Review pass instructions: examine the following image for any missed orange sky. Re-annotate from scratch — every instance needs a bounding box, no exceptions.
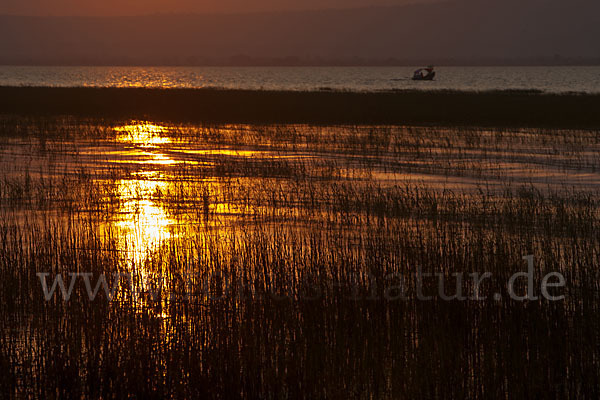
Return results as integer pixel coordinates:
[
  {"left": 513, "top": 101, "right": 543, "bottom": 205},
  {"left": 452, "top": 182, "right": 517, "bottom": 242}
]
[{"left": 0, "top": 0, "right": 432, "bottom": 16}]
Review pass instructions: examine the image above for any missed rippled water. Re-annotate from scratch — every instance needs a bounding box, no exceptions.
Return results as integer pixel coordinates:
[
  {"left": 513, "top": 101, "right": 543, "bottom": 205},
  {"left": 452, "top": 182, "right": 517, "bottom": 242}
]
[
  {"left": 1, "top": 66, "right": 600, "bottom": 93},
  {"left": 1, "top": 119, "right": 599, "bottom": 397}
]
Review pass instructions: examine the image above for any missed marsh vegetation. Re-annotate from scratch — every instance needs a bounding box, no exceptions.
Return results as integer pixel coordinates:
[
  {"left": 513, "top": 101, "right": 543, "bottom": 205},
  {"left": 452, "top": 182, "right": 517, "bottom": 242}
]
[
  {"left": 3, "top": 87, "right": 600, "bottom": 128},
  {"left": 0, "top": 117, "right": 599, "bottom": 398}
]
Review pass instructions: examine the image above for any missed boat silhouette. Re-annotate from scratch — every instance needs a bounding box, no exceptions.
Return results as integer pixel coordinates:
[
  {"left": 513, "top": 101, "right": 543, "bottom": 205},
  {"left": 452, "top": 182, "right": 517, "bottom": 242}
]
[{"left": 412, "top": 66, "right": 435, "bottom": 81}]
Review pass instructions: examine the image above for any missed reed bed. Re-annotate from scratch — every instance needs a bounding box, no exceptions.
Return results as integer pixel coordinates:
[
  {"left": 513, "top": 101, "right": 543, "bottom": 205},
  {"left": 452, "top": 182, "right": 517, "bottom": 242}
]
[
  {"left": 0, "top": 117, "right": 599, "bottom": 398},
  {"left": 3, "top": 87, "right": 600, "bottom": 128}
]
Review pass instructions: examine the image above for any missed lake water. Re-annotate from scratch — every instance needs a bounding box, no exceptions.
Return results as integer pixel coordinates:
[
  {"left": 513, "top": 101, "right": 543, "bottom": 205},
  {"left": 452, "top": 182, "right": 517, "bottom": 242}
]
[
  {"left": 0, "top": 66, "right": 599, "bottom": 93},
  {"left": 1, "top": 118, "right": 599, "bottom": 397}
]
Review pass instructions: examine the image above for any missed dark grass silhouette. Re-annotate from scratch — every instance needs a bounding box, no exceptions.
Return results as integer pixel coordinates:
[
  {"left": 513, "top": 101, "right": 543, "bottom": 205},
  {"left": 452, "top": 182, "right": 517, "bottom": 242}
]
[
  {"left": 0, "top": 119, "right": 599, "bottom": 398},
  {"left": 2, "top": 87, "right": 600, "bottom": 128}
]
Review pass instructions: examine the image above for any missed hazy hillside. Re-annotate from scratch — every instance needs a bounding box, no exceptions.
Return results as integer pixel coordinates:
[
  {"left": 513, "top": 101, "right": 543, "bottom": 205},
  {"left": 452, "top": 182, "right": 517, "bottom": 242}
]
[
  {"left": 0, "top": 0, "right": 438, "bottom": 16},
  {"left": 1, "top": 0, "right": 599, "bottom": 65}
]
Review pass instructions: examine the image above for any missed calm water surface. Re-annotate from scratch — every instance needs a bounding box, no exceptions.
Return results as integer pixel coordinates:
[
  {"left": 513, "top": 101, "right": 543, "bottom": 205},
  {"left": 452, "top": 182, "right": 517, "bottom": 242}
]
[{"left": 1, "top": 66, "right": 599, "bottom": 93}]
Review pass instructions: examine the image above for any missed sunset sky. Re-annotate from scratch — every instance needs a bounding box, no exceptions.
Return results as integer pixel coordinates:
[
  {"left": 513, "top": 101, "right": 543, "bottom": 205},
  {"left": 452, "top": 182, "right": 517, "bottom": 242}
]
[
  {"left": 0, "top": 0, "right": 434, "bottom": 15},
  {"left": 1, "top": 0, "right": 597, "bottom": 65}
]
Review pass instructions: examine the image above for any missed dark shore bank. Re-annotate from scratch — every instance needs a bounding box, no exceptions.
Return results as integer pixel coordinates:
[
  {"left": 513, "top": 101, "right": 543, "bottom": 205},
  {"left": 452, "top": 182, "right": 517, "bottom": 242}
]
[{"left": 1, "top": 86, "right": 599, "bottom": 128}]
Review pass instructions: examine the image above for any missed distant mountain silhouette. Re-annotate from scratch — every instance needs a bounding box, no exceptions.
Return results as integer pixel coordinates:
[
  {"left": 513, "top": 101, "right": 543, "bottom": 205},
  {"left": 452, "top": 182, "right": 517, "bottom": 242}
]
[{"left": 1, "top": 0, "right": 599, "bottom": 65}]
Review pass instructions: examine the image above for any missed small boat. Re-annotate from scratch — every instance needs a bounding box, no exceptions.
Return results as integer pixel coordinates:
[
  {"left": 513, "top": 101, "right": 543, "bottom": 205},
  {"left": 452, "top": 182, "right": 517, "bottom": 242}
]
[{"left": 412, "top": 66, "right": 435, "bottom": 81}]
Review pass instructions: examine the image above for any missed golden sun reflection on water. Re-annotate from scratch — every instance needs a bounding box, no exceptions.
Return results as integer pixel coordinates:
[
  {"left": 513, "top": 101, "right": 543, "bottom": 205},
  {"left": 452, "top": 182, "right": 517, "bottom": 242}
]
[
  {"left": 114, "top": 178, "right": 173, "bottom": 269},
  {"left": 113, "top": 178, "right": 175, "bottom": 321},
  {"left": 115, "top": 122, "right": 172, "bottom": 147},
  {"left": 107, "top": 122, "right": 244, "bottom": 296},
  {"left": 110, "top": 123, "right": 179, "bottom": 307},
  {"left": 112, "top": 122, "right": 186, "bottom": 166}
]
